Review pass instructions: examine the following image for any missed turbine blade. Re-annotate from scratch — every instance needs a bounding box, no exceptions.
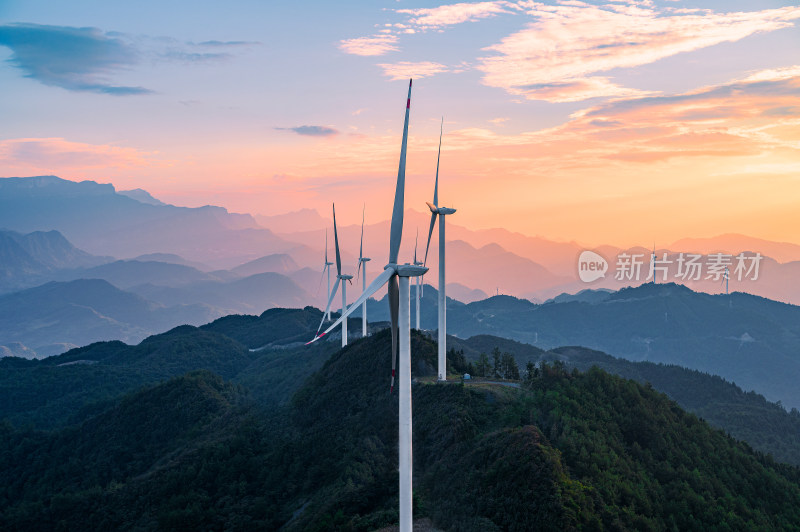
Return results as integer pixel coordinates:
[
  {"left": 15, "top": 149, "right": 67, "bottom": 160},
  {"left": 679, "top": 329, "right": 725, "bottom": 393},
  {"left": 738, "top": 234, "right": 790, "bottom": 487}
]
[
  {"left": 316, "top": 277, "right": 341, "bottom": 335},
  {"left": 388, "top": 274, "right": 399, "bottom": 392},
  {"left": 333, "top": 204, "right": 342, "bottom": 276},
  {"left": 359, "top": 204, "right": 365, "bottom": 260},
  {"left": 433, "top": 117, "right": 442, "bottom": 207},
  {"left": 414, "top": 228, "right": 418, "bottom": 264},
  {"left": 389, "top": 79, "right": 412, "bottom": 265},
  {"left": 357, "top": 205, "right": 365, "bottom": 282},
  {"left": 423, "top": 212, "right": 437, "bottom": 265},
  {"left": 315, "top": 263, "right": 328, "bottom": 296},
  {"left": 325, "top": 228, "right": 328, "bottom": 264},
  {"left": 308, "top": 268, "right": 394, "bottom": 344}
]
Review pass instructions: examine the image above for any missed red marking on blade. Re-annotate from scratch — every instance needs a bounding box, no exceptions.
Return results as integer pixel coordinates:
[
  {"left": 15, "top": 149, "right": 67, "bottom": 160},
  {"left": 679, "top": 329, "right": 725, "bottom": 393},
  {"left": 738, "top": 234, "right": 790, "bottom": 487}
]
[
  {"left": 406, "top": 98, "right": 410, "bottom": 109},
  {"left": 392, "top": 369, "right": 396, "bottom": 376}
]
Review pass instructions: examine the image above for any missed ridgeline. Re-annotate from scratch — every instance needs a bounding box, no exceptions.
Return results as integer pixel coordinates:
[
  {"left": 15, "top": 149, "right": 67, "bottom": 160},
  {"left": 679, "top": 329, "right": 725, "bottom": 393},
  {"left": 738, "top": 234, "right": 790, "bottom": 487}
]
[{"left": 1, "top": 329, "right": 799, "bottom": 530}]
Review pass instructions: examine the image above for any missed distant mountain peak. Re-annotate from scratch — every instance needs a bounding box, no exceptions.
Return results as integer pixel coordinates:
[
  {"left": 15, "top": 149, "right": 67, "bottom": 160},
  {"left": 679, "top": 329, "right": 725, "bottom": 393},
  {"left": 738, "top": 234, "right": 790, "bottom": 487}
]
[
  {"left": 0, "top": 175, "right": 116, "bottom": 197},
  {"left": 118, "top": 188, "right": 166, "bottom": 206}
]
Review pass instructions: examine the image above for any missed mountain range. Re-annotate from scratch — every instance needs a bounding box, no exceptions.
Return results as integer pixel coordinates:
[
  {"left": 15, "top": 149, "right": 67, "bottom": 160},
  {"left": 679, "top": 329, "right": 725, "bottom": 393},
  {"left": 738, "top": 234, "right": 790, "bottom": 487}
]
[
  {"left": 358, "top": 282, "right": 800, "bottom": 409},
  {"left": 2, "top": 175, "right": 799, "bottom": 411},
  {"left": 1, "top": 325, "right": 799, "bottom": 530},
  {"left": 2, "top": 222, "right": 799, "bottom": 415},
  {"left": 3, "top": 175, "right": 800, "bottom": 305}
]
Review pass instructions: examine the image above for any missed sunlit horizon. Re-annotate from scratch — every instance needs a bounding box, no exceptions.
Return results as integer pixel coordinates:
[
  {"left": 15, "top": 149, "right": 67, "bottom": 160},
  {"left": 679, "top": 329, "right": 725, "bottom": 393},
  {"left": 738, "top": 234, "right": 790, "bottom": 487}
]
[{"left": 2, "top": 0, "right": 799, "bottom": 249}]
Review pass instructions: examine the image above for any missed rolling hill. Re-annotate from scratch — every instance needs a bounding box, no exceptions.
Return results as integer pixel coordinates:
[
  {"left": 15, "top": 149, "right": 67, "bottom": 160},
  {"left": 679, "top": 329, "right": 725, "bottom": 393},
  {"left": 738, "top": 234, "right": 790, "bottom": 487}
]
[
  {"left": 442, "top": 282, "right": 800, "bottom": 409},
  {"left": 2, "top": 331, "right": 799, "bottom": 530}
]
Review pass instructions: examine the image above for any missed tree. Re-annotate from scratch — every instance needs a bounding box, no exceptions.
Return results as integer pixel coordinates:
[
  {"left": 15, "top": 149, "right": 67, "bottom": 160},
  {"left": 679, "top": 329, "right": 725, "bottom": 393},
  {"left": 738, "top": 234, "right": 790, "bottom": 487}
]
[
  {"left": 492, "top": 348, "right": 502, "bottom": 378},
  {"left": 476, "top": 353, "right": 490, "bottom": 377},
  {"left": 525, "top": 361, "right": 538, "bottom": 383},
  {"left": 501, "top": 353, "right": 520, "bottom": 380}
]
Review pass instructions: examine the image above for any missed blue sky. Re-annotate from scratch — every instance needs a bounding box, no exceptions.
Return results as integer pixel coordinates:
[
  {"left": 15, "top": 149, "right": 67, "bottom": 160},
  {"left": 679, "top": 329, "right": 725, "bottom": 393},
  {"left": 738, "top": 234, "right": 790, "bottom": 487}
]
[{"left": 1, "top": 1, "right": 799, "bottom": 246}]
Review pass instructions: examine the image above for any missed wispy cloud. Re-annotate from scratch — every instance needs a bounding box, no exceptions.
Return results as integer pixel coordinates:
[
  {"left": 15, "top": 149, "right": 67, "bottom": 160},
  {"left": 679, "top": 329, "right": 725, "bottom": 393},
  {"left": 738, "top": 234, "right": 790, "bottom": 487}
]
[
  {"left": 0, "top": 23, "right": 151, "bottom": 95},
  {"left": 0, "top": 23, "right": 258, "bottom": 94},
  {"left": 479, "top": 3, "right": 800, "bottom": 102},
  {"left": 377, "top": 61, "right": 449, "bottom": 81},
  {"left": 275, "top": 126, "right": 340, "bottom": 137},
  {"left": 338, "top": 34, "right": 399, "bottom": 56},
  {"left": 513, "top": 76, "right": 656, "bottom": 103},
  {"left": 0, "top": 138, "right": 156, "bottom": 168},
  {"left": 396, "top": 1, "right": 519, "bottom": 29}
]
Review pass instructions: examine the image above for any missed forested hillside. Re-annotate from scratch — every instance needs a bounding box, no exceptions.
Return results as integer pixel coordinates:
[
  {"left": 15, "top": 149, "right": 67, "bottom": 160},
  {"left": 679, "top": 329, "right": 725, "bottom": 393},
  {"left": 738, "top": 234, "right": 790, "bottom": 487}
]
[{"left": 2, "top": 331, "right": 799, "bottom": 530}]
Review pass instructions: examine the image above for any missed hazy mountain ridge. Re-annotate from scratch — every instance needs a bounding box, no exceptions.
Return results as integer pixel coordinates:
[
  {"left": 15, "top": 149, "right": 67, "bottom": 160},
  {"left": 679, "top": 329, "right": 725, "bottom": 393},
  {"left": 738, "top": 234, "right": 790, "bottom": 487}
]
[
  {"left": 0, "top": 279, "right": 219, "bottom": 357},
  {"left": 0, "top": 229, "right": 110, "bottom": 293},
  {"left": 443, "top": 282, "right": 800, "bottom": 409},
  {"left": 4, "top": 176, "right": 800, "bottom": 306},
  {"left": 117, "top": 188, "right": 166, "bottom": 206},
  {"left": 0, "top": 176, "right": 291, "bottom": 267}
]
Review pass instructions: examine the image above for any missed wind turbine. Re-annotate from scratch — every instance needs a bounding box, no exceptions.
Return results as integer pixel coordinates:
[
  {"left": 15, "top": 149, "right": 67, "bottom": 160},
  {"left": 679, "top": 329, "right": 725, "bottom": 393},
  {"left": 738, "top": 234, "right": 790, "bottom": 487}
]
[
  {"left": 318, "top": 229, "right": 334, "bottom": 321},
  {"left": 651, "top": 244, "right": 657, "bottom": 284},
  {"left": 423, "top": 118, "right": 456, "bottom": 382},
  {"left": 723, "top": 265, "right": 729, "bottom": 295},
  {"left": 357, "top": 205, "right": 371, "bottom": 337},
  {"left": 314, "top": 204, "right": 352, "bottom": 348},
  {"left": 309, "top": 79, "right": 425, "bottom": 532},
  {"left": 413, "top": 229, "right": 423, "bottom": 330}
]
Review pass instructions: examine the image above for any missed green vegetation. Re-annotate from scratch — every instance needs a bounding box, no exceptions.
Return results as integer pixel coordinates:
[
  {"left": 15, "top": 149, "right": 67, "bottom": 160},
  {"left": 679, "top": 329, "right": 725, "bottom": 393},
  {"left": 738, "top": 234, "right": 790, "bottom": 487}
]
[
  {"left": 0, "top": 308, "right": 337, "bottom": 429},
  {"left": 2, "top": 331, "right": 799, "bottom": 530},
  {"left": 450, "top": 337, "right": 800, "bottom": 467}
]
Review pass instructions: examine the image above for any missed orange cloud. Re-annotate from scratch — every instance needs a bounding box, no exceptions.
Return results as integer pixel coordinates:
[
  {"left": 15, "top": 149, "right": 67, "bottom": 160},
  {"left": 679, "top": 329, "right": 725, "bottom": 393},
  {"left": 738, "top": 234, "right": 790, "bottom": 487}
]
[
  {"left": 377, "top": 61, "right": 450, "bottom": 81},
  {"left": 479, "top": 3, "right": 800, "bottom": 102},
  {"left": 396, "top": 1, "right": 519, "bottom": 29},
  {"left": 508, "top": 76, "right": 656, "bottom": 103},
  {"left": 338, "top": 34, "right": 399, "bottom": 56},
  {"left": 0, "top": 137, "right": 157, "bottom": 171}
]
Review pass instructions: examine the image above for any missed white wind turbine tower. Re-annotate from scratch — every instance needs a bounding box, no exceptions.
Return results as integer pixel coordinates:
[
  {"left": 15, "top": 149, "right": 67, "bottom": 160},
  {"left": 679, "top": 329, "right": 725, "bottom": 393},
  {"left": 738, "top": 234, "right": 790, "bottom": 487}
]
[
  {"left": 413, "top": 229, "right": 423, "bottom": 330},
  {"left": 423, "top": 118, "right": 456, "bottom": 382},
  {"left": 314, "top": 204, "right": 352, "bottom": 348},
  {"left": 357, "top": 205, "right": 371, "bottom": 337},
  {"left": 723, "top": 265, "right": 729, "bottom": 295},
  {"left": 651, "top": 244, "right": 657, "bottom": 284},
  {"left": 309, "top": 79, "right": 425, "bottom": 532}
]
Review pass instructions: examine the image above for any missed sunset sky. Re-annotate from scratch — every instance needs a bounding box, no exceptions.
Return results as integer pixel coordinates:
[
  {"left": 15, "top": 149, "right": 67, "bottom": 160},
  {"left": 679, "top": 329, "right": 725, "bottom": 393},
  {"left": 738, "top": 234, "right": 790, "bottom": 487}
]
[{"left": 1, "top": 0, "right": 799, "bottom": 248}]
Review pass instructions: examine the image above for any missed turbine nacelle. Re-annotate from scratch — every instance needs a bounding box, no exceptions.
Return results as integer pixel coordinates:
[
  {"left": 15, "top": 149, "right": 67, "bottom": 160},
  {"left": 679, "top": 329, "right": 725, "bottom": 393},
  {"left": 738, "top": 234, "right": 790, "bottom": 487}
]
[
  {"left": 384, "top": 263, "right": 427, "bottom": 278},
  {"left": 397, "top": 264, "right": 428, "bottom": 278}
]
